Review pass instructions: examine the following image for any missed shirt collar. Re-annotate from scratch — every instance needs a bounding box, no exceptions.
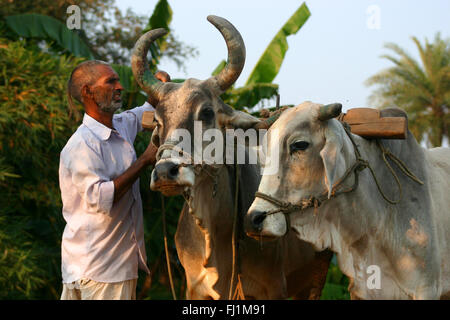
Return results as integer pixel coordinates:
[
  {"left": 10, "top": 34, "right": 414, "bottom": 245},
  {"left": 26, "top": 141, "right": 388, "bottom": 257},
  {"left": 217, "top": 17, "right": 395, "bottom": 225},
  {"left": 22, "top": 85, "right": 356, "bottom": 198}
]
[{"left": 82, "top": 113, "right": 113, "bottom": 141}]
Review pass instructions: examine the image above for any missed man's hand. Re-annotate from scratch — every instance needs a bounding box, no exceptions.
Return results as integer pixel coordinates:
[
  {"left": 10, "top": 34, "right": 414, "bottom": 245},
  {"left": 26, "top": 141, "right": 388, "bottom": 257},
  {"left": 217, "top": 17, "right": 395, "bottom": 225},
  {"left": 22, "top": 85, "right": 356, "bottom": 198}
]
[
  {"left": 155, "top": 70, "right": 171, "bottom": 83},
  {"left": 142, "top": 142, "right": 158, "bottom": 166},
  {"left": 113, "top": 142, "right": 157, "bottom": 203},
  {"left": 147, "top": 70, "right": 171, "bottom": 105},
  {"left": 112, "top": 141, "right": 157, "bottom": 204}
]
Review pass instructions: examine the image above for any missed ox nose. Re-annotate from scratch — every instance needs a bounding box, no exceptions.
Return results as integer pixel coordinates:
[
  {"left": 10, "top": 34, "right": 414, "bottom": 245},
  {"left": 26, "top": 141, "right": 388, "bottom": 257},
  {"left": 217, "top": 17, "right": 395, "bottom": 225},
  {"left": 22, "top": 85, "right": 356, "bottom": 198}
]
[
  {"left": 247, "top": 210, "right": 267, "bottom": 232},
  {"left": 153, "top": 161, "right": 180, "bottom": 181}
]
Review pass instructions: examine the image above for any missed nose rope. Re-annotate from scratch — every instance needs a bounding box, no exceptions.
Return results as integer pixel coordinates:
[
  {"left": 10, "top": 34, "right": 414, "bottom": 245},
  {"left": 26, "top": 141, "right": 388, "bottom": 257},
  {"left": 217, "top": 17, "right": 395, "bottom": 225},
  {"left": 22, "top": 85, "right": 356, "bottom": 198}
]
[
  {"left": 254, "top": 121, "right": 424, "bottom": 235},
  {"left": 156, "top": 140, "right": 222, "bottom": 196}
]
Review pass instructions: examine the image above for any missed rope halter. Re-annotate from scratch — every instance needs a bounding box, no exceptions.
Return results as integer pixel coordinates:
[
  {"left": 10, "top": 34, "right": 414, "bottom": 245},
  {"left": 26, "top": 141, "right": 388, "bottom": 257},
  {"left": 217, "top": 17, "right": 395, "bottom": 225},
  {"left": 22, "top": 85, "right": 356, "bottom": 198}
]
[{"left": 156, "top": 139, "right": 223, "bottom": 197}]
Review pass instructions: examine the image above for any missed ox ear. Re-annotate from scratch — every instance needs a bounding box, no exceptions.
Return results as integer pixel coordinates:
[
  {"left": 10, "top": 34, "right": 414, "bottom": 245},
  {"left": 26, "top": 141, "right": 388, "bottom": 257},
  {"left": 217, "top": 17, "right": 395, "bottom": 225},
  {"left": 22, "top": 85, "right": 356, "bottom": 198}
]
[
  {"left": 319, "top": 121, "right": 347, "bottom": 198},
  {"left": 218, "top": 110, "right": 262, "bottom": 130}
]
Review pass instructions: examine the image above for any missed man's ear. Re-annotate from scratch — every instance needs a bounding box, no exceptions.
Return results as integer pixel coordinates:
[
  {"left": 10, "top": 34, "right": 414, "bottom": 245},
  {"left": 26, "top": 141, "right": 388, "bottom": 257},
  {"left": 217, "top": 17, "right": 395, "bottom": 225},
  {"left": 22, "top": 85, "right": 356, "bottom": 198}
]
[
  {"left": 319, "top": 120, "right": 346, "bottom": 198},
  {"left": 218, "top": 109, "right": 261, "bottom": 130},
  {"left": 80, "top": 84, "right": 92, "bottom": 103}
]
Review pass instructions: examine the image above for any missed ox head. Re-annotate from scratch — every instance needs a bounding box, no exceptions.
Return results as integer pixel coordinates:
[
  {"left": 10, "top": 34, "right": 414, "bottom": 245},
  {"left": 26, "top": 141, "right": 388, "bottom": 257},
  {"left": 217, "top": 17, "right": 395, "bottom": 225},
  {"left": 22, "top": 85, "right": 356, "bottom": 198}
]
[
  {"left": 132, "top": 16, "right": 261, "bottom": 196},
  {"left": 246, "top": 101, "right": 355, "bottom": 239}
]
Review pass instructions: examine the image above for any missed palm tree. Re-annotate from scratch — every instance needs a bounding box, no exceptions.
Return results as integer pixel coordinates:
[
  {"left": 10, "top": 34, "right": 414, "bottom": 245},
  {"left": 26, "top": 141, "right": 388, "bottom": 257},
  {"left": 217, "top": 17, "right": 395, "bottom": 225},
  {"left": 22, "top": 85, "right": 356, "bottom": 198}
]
[{"left": 366, "top": 33, "right": 450, "bottom": 147}]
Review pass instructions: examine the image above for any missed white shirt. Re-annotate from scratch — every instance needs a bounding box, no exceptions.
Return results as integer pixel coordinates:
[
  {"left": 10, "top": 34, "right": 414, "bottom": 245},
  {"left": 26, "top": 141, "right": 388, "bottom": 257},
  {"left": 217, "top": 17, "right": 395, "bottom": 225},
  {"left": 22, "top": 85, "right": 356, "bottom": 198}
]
[{"left": 59, "top": 102, "right": 154, "bottom": 283}]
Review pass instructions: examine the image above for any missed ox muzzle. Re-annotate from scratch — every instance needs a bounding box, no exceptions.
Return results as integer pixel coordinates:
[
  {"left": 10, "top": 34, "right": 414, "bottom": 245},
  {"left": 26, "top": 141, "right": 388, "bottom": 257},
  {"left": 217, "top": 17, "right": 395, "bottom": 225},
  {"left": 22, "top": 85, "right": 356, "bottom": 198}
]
[
  {"left": 150, "top": 151, "right": 196, "bottom": 196},
  {"left": 245, "top": 207, "right": 288, "bottom": 240}
]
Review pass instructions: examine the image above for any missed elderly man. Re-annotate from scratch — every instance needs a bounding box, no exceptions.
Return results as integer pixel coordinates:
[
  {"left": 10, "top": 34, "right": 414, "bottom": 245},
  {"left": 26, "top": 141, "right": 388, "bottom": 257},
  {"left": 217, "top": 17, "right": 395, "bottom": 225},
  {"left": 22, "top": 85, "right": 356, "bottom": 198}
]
[{"left": 59, "top": 60, "right": 169, "bottom": 300}]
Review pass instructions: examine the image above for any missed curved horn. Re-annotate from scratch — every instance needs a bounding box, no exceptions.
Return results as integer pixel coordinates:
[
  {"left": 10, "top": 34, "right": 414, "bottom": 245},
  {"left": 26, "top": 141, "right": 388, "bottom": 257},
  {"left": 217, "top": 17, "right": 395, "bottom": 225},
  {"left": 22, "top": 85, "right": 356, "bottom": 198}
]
[
  {"left": 318, "top": 103, "right": 342, "bottom": 121},
  {"left": 206, "top": 15, "right": 246, "bottom": 93},
  {"left": 131, "top": 28, "right": 168, "bottom": 106}
]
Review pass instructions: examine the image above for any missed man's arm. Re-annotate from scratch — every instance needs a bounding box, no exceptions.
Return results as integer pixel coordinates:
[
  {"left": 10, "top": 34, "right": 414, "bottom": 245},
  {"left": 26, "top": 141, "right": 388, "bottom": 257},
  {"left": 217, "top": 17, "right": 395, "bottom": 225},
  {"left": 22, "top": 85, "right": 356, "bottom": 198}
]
[
  {"left": 113, "top": 70, "right": 170, "bottom": 203},
  {"left": 113, "top": 142, "right": 158, "bottom": 203}
]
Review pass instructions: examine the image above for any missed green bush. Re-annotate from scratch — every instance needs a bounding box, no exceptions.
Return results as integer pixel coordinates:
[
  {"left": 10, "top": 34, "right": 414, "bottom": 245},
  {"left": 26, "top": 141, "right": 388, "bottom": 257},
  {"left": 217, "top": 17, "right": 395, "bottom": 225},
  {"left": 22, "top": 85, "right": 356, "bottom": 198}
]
[
  {"left": 320, "top": 256, "right": 350, "bottom": 300},
  {"left": 0, "top": 37, "right": 83, "bottom": 299}
]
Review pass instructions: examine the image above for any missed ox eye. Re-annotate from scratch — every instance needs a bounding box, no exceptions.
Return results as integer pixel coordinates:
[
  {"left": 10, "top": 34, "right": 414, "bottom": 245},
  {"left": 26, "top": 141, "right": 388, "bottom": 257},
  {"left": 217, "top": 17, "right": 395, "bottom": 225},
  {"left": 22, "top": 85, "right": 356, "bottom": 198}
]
[
  {"left": 200, "top": 107, "right": 215, "bottom": 121},
  {"left": 290, "top": 141, "right": 310, "bottom": 153}
]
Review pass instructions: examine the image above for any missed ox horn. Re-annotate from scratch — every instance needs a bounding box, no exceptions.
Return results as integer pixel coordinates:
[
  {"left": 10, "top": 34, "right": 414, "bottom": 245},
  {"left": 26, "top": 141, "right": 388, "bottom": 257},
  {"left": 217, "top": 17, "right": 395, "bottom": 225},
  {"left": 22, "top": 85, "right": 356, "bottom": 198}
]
[
  {"left": 318, "top": 103, "right": 342, "bottom": 121},
  {"left": 206, "top": 15, "right": 246, "bottom": 93},
  {"left": 131, "top": 28, "right": 168, "bottom": 106}
]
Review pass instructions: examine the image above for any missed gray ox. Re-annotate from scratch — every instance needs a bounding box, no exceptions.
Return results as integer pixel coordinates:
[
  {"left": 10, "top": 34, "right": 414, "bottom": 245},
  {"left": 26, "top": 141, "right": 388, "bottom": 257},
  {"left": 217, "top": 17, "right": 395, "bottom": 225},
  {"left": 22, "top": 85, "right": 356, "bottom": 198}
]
[
  {"left": 246, "top": 101, "right": 450, "bottom": 299},
  {"left": 131, "top": 16, "right": 331, "bottom": 299}
]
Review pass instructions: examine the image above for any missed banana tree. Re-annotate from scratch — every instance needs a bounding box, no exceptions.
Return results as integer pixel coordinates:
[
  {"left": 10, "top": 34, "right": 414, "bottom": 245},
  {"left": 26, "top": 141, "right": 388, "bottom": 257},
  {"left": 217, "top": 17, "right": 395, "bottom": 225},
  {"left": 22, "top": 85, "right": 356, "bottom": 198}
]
[
  {"left": 3, "top": 13, "right": 95, "bottom": 59},
  {"left": 217, "top": 2, "right": 311, "bottom": 111}
]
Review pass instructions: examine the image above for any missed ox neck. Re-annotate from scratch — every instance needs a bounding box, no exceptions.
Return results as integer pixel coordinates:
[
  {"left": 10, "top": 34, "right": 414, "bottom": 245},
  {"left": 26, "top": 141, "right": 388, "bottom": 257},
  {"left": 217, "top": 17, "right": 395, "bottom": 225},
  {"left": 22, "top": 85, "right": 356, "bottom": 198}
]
[{"left": 187, "top": 165, "right": 238, "bottom": 229}]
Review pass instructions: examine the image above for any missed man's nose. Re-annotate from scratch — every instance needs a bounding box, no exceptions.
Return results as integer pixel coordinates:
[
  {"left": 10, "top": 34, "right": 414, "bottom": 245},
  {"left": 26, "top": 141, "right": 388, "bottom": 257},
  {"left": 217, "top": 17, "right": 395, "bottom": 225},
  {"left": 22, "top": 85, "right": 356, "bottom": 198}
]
[
  {"left": 115, "top": 81, "right": 124, "bottom": 91},
  {"left": 153, "top": 161, "right": 180, "bottom": 182}
]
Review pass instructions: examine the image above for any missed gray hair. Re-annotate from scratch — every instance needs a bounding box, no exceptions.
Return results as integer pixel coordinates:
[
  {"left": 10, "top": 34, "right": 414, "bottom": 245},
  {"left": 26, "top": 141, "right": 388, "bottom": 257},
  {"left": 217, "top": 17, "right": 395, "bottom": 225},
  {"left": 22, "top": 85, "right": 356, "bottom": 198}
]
[{"left": 67, "top": 60, "right": 110, "bottom": 117}]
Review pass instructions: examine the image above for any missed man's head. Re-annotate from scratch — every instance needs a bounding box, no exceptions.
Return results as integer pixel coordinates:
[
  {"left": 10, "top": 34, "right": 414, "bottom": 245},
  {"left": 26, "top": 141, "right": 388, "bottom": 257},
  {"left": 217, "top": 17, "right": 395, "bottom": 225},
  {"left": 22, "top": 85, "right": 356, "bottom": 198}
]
[
  {"left": 68, "top": 61, "right": 172, "bottom": 118},
  {"left": 67, "top": 60, "right": 124, "bottom": 116}
]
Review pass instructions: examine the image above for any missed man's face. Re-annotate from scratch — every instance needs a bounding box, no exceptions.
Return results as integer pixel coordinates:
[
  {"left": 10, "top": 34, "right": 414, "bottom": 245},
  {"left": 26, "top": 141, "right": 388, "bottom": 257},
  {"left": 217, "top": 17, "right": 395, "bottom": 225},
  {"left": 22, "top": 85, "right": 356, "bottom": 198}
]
[{"left": 90, "top": 65, "right": 124, "bottom": 113}]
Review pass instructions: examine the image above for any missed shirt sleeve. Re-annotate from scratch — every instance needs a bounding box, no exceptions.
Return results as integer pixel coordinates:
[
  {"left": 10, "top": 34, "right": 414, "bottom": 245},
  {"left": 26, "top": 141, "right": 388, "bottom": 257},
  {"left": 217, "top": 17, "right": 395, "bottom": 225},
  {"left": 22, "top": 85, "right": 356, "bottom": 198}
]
[
  {"left": 68, "top": 141, "right": 115, "bottom": 215},
  {"left": 118, "top": 102, "right": 155, "bottom": 143}
]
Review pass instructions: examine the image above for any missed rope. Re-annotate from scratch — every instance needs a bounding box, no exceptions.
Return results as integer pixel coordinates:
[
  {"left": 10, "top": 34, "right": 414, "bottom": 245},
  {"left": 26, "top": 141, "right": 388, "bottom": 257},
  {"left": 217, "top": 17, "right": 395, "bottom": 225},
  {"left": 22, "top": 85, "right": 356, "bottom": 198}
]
[
  {"left": 228, "top": 161, "right": 240, "bottom": 299},
  {"left": 157, "top": 141, "right": 221, "bottom": 195},
  {"left": 377, "top": 140, "right": 424, "bottom": 185},
  {"left": 161, "top": 194, "right": 177, "bottom": 300},
  {"left": 232, "top": 274, "right": 245, "bottom": 300}
]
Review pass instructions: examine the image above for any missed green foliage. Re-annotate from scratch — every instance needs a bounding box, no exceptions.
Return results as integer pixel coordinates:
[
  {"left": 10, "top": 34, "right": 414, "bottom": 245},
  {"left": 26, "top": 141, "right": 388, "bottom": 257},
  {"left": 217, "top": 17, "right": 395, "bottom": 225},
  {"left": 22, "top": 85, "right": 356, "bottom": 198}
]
[
  {"left": 245, "top": 3, "right": 310, "bottom": 86},
  {"left": 0, "top": 0, "right": 197, "bottom": 68},
  {"left": 320, "top": 256, "right": 350, "bottom": 300},
  {"left": 0, "top": 37, "right": 83, "bottom": 299},
  {"left": 145, "top": 0, "right": 173, "bottom": 33},
  {"left": 4, "top": 14, "right": 94, "bottom": 59},
  {"left": 215, "top": 2, "right": 310, "bottom": 111},
  {"left": 142, "top": 0, "right": 173, "bottom": 71},
  {"left": 143, "top": 0, "right": 198, "bottom": 72},
  {"left": 366, "top": 33, "right": 450, "bottom": 147},
  {"left": 222, "top": 83, "right": 279, "bottom": 110}
]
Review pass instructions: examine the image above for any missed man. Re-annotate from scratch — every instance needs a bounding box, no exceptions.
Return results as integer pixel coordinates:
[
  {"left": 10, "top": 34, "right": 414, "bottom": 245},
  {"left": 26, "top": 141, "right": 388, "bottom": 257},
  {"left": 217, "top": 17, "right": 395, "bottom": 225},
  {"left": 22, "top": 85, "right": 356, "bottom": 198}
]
[{"left": 59, "top": 60, "right": 169, "bottom": 300}]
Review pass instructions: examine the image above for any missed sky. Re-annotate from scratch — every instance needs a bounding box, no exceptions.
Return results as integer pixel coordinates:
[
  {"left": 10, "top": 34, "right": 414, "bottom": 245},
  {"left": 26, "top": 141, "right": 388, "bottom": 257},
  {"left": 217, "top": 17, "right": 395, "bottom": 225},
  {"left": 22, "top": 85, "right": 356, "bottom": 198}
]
[{"left": 116, "top": 0, "right": 450, "bottom": 112}]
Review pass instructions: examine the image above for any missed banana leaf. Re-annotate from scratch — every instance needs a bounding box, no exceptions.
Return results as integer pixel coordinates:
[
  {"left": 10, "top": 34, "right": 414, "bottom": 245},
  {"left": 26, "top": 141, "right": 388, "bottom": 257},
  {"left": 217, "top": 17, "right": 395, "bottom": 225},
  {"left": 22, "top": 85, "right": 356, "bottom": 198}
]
[
  {"left": 211, "top": 60, "right": 279, "bottom": 110},
  {"left": 144, "top": 0, "right": 173, "bottom": 32},
  {"left": 227, "top": 83, "right": 279, "bottom": 109},
  {"left": 4, "top": 14, "right": 94, "bottom": 59},
  {"left": 211, "top": 59, "right": 227, "bottom": 76},
  {"left": 142, "top": 0, "right": 173, "bottom": 67},
  {"left": 245, "top": 2, "right": 310, "bottom": 85},
  {"left": 112, "top": 0, "right": 174, "bottom": 106}
]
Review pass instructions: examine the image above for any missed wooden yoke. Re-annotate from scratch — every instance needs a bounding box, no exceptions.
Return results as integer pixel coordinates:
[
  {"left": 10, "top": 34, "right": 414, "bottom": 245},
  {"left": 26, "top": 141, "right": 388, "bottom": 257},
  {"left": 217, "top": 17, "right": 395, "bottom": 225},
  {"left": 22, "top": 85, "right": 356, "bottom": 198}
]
[
  {"left": 142, "top": 111, "right": 156, "bottom": 131},
  {"left": 339, "top": 108, "right": 407, "bottom": 139},
  {"left": 142, "top": 107, "right": 408, "bottom": 139}
]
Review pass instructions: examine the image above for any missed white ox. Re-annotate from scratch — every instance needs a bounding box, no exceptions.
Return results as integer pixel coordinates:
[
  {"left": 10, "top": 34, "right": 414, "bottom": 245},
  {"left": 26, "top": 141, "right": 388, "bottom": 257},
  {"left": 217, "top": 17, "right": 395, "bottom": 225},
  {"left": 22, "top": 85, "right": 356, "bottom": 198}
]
[{"left": 246, "top": 101, "right": 450, "bottom": 299}]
